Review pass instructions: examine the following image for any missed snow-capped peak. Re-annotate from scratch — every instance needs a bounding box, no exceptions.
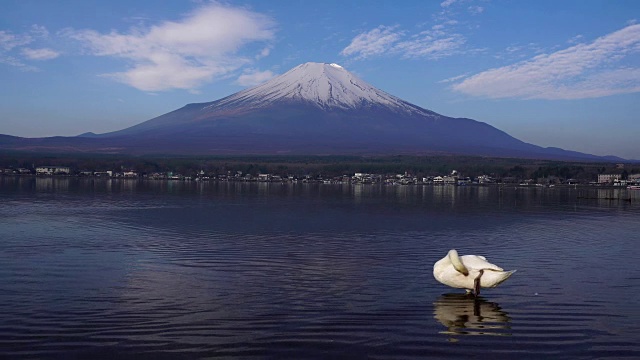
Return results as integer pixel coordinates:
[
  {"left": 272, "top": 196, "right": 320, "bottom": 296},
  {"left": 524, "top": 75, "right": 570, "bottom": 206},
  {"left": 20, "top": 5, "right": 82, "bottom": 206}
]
[{"left": 210, "top": 62, "right": 434, "bottom": 116}]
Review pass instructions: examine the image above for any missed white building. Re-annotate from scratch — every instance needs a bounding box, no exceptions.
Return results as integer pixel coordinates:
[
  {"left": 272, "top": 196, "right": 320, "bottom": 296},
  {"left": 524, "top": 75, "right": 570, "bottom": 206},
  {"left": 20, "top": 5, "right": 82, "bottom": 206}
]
[
  {"left": 628, "top": 174, "right": 640, "bottom": 184},
  {"left": 94, "top": 171, "right": 113, "bottom": 177},
  {"left": 597, "top": 174, "right": 620, "bottom": 184},
  {"left": 477, "top": 175, "right": 495, "bottom": 184},
  {"left": 35, "top": 166, "right": 70, "bottom": 175},
  {"left": 443, "top": 175, "right": 458, "bottom": 185}
]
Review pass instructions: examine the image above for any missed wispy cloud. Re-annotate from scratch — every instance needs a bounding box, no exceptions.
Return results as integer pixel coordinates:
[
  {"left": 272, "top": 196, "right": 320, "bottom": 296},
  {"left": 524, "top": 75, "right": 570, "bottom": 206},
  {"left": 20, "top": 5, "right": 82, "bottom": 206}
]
[
  {"left": 29, "top": 25, "right": 49, "bottom": 39},
  {"left": 440, "top": 0, "right": 458, "bottom": 7},
  {"left": 0, "top": 31, "right": 32, "bottom": 51},
  {"left": 567, "top": 34, "right": 583, "bottom": 44},
  {"left": 439, "top": 73, "right": 469, "bottom": 83},
  {"left": 341, "top": 24, "right": 469, "bottom": 60},
  {"left": 451, "top": 24, "right": 640, "bottom": 100},
  {"left": 341, "top": 1, "right": 483, "bottom": 61},
  {"left": 66, "top": 4, "right": 275, "bottom": 92},
  {"left": 493, "top": 42, "right": 544, "bottom": 61},
  {"left": 0, "top": 25, "right": 56, "bottom": 70},
  {"left": 256, "top": 47, "right": 271, "bottom": 60},
  {"left": 396, "top": 31, "right": 466, "bottom": 59},
  {"left": 340, "top": 26, "right": 402, "bottom": 59},
  {"left": 21, "top": 47, "right": 60, "bottom": 60},
  {"left": 468, "top": 6, "right": 484, "bottom": 15},
  {"left": 0, "top": 54, "right": 38, "bottom": 71},
  {"left": 236, "top": 68, "right": 275, "bottom": 86}
]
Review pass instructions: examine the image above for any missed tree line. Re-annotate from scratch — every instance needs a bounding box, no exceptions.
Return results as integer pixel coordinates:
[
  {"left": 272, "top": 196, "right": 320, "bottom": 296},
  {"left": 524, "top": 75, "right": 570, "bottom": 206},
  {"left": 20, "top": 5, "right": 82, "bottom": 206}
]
[{"left": 0, "top": 152, "right": 637, "bottom": 181}]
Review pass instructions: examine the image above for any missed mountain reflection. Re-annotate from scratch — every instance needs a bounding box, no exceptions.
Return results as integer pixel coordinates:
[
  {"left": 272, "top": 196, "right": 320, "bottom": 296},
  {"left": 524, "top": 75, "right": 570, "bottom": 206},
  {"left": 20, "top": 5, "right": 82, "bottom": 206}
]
[{"left": 433, "top": 294, "right": 512, "bottom": 338}]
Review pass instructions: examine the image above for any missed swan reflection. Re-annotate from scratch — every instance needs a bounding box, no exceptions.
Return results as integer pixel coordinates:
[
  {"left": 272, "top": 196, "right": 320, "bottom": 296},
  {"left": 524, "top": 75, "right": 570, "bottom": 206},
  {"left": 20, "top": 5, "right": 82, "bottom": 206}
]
[{"left": 433, "top": 294, "right": 512, "bottom": 338}]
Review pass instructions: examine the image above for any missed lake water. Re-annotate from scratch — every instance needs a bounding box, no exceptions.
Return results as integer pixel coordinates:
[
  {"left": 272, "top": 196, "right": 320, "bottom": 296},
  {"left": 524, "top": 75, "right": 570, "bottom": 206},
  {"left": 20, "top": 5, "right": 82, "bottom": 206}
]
[{"left": 1, "top": 177, "right": 639, "bottom": 359}]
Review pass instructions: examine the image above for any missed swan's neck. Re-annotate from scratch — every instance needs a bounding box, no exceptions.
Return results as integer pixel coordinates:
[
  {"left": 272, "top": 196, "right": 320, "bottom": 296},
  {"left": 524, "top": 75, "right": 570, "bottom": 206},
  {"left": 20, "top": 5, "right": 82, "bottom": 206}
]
[{"left": 448, "top": 249, "right": 469, "bottom": 276}]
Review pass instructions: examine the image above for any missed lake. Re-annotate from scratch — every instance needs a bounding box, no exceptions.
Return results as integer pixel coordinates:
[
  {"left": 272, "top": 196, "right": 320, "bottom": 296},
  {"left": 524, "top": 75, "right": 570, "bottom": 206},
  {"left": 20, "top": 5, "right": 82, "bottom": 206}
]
[{"left": 1, "top": 177, "right": 639, "bottom": 359}]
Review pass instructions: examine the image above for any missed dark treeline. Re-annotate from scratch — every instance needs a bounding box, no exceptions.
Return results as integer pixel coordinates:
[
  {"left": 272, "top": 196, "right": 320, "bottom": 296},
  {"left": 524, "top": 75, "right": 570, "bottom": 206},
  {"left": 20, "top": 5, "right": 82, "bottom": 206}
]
[{"left": 0, "top": 152, "right": 638, "bottom": 180}]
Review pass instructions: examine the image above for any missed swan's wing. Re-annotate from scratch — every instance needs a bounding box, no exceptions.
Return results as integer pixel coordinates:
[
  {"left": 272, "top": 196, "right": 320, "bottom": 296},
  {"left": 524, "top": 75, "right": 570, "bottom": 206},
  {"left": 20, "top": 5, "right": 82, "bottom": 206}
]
[{"left": 461, "top": 255, "right": 504, "bottom": 271}]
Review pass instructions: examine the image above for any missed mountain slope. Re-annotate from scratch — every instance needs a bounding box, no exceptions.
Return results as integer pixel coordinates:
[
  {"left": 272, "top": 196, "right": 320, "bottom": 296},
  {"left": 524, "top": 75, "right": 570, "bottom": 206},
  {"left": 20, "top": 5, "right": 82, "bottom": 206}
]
[
  {"left": 211, "top": 62, "right": 436, "bottom": 114},
  {"left": 103, "top": 62, "right": 439, "bottom": 137},
  {"left": 0, "top": 62, "right": 626, "bottom": 161}
]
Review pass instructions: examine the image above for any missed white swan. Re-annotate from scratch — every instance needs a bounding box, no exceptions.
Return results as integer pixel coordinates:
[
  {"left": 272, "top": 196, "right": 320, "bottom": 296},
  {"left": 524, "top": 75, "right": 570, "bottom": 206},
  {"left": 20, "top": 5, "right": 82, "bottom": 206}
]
[{"left": 433, "top": 249, "right": 515, "bottom": 295}]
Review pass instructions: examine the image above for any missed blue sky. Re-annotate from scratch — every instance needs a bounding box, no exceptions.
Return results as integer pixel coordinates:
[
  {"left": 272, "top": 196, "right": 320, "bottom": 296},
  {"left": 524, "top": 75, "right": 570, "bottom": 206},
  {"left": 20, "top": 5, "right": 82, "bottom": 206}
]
[{"left": 1, "top": 0, "right": 639, "bottom": 159}]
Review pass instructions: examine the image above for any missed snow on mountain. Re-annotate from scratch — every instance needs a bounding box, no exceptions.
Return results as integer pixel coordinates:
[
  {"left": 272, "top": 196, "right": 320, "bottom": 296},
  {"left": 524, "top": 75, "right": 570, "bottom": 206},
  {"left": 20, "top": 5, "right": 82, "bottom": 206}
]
[
  {"left": 0, "top": 61, "right": 627, "bottom": 161},
  {"left": 209, "top": 62, "right": 437, "bottom": 117}
]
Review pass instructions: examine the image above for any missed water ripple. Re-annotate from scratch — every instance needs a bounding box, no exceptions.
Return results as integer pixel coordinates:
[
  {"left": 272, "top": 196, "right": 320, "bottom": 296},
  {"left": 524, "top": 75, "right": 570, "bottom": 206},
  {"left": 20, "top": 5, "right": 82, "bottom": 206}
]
[{"left": 1, "top": 179, "right": 639, "bottom": 358}]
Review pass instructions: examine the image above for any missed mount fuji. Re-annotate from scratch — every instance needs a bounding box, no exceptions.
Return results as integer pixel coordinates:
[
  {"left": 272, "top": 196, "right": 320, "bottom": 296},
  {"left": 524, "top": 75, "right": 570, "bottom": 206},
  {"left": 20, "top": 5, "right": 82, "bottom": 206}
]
[{"left": 0, "top": 62, "right": 623, "bottom": 160}]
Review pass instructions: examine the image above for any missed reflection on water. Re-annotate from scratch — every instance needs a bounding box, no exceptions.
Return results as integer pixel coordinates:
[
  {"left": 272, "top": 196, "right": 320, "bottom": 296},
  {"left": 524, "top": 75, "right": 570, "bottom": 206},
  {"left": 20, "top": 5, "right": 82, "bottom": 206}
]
[
  {"left": 434, "top": 294, "right": 511, "bottom": 340},
  {"left": 1, "top": 177, "right": 640, "bottom": 359},
  {"left": 35, "top": 176, "right": 70, "bottom": 192}
]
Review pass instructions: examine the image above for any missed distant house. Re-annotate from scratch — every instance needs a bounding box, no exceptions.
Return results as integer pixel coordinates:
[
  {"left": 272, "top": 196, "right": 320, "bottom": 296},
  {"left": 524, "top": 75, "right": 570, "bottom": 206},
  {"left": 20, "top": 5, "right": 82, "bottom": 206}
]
[
  {"left": 94, "top": 171, "right": 113, "bottom": 177},
  {"left": 36, "top": 166, "right": 70, "bottom": 175},
  {"left": 613, "top": 178, "right": 627, "bottom": 186},
  {"left": 477, "top": 175, "right": 495, "bottom": 184},
  {"left": 438, "top": 170, "right": 458, "bottom": 185},
  {"left": 628, "top": 174, "right": 640, "bottom": 185},
  {"left": 598, "top": 174, "right": 620, "bottom": 184}
]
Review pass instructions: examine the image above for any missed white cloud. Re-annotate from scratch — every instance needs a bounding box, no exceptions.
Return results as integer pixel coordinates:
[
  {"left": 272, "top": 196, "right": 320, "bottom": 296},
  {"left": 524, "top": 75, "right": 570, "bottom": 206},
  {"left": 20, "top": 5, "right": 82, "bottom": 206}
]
[
  {"left": 0, "top": 25, "right": 53, "bottom": 52},
  {"left": 396, "top": 32, "right": 466, "bottom": 59},
  {"left": 67, "top": 4, "right": 275, "bottom": 91},
  {"left": 452, "top": 24, "right": 640, "bottom": 100},
  {"left": 342, "top": 1, "right": 484, "bottom": 61},
  {"left": 439, "top": 73, "right": 469, "bottom": 83},
  {"left": 340, "top": 26, "right": 402, "bottom": 59},
  {"left": 21, "top": 47, "right": 60, "bottom": 60},
  {"left": 567, "top": 34, "right": 583, "bottom": 44},
  {"left": 493, "top": 42, "right": 544, "bottom": 61},
  {"left": 29, "top": 25, "right": 50, "bottom": 38},
  {"left": 468, "top": 6, "right": 484, "bottom": 15},
  {"left": 0, "top": 31, "right": 32, "bottom": 51},
  {"left": 0, "top": 54, "right": 38, "bottom": 71},
  {"left": 236, "top": 69, "right": 275, "bottom": 86},
  {"left": 440, "top": 0, "right": 457, "bottom": 7},
  {"left": 342, "top": 25, "right": 468, "bottom": 60},
  {"left": 0, "top": 25, "right": 58, "bottom": 70},
  {"left": 256, "top": 46, "right": 271, "bottom": 60}
]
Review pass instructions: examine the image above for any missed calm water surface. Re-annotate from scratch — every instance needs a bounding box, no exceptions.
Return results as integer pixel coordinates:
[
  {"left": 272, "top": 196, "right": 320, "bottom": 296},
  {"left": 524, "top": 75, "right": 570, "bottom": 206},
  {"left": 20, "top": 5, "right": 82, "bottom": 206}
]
[{"left": 1, "top": 177, "right": 639, "bottom": 359}]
